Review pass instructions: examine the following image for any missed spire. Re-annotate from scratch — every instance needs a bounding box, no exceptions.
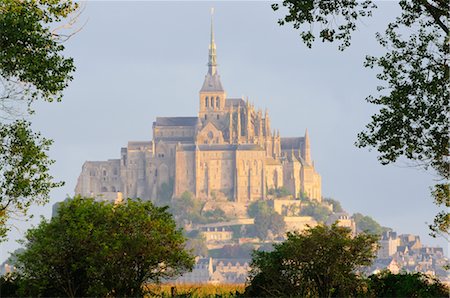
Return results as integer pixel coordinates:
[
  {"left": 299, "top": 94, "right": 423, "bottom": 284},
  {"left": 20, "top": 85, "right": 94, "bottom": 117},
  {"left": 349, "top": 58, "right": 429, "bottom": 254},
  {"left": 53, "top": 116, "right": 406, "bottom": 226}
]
[
  {"left": 208, "top": 8, "right": 217, "bottom": 76},
  {"left": 200, "top": 8, "right": 224, "bottom": 93}
]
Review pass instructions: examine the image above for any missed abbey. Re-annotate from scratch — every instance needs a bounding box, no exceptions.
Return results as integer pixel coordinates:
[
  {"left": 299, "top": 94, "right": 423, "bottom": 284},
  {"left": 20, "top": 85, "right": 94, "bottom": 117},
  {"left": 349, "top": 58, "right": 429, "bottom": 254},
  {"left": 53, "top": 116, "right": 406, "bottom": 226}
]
[{"left": 75, "top": 22, "right": 322, "bottom": 206}]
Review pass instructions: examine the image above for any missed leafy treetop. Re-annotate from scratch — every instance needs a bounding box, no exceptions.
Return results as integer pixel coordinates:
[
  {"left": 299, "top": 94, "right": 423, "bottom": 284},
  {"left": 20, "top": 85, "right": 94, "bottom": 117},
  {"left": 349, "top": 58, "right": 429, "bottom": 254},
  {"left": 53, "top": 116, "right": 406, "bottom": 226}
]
[
  {"left": 15, "top": 196, "right": 194, "bottom": 297},
  {"left": 245, "top": 224, "right": 379, "bottom": 297}
]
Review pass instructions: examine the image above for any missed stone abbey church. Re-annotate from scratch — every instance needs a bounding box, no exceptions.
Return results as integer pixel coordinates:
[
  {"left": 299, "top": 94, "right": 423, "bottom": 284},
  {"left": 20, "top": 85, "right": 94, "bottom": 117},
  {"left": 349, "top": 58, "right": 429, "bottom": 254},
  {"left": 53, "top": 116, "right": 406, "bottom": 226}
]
[{"left": 75, "top": 23, "right": 322, "bottom": 208}]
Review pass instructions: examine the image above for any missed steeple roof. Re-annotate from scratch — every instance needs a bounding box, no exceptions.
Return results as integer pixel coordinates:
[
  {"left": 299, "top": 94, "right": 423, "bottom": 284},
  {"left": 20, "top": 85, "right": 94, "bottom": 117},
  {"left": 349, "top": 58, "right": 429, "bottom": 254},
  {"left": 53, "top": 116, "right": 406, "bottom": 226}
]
[{"left": 200, "top": 9, "right": 224, "bottom": 92}]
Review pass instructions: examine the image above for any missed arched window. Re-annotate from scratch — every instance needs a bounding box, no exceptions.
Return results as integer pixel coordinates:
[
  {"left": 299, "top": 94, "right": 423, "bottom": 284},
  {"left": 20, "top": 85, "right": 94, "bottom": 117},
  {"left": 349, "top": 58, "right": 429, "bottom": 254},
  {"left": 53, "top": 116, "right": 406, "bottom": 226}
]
[
  {"left": 101, "top": 186, "right": 108, "bottom": 192},
  {"left": 216, "top": 97, "right": 220, "bottom": 108},
  {"left": 217, "top": 114, "right": 219, "bottom": 120},
  {"left": 210, "top": 97, "right": 214, "bottom": 108},
  {"left": 205, "top": 97, "right": 209, "bottom": 107},
  {"left": 111, "top": 186, "right": 116, "bottom": 192},
  {"left": 103, "top": 170, "right": 107, "bottom": 176}
]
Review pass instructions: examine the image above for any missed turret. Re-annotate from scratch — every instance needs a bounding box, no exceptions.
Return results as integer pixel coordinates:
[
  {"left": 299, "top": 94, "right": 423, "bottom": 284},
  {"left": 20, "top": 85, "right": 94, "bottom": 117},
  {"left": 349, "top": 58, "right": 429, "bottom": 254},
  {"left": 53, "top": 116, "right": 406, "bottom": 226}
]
[
  {"left": 304, "top": 128, "right": 311, "bottom": 164},
  {"left": 265, "top": 108, "right": 271, "bottom": 137}
]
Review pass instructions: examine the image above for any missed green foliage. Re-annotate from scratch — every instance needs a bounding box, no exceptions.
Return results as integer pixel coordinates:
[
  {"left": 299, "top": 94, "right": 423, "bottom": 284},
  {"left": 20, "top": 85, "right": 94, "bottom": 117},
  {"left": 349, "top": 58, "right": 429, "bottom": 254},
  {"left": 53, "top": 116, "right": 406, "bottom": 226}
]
[
  {"left": 267, "top": 186, "right": 291, "bottom": 198},
  {"left": 185, "top": 234, "right": 208, "bottom": 257},
  {"left": 15, "top": 196, "right": 194, "bottom": 297},
  {"left": 169, "top": 192, "right": 230, "bottom": 226},
  {"left": 0, "top": 0, "right": 78, "bottom": 106},
  {"left": 157, "top": 178, "right": 174, "bottom": 206},
  {"left": 170, "top": 191, "right": 204, "bottom": 226},
  {"left": 352, "top": 212, "right": 390, "bottom": 235},
  {"left": 356, "top": 1, "right": 449, "bottom": 236},
  {"left": 366, "top": 271, "right": 449, "bottom": 297},
  {"left": 281, "top": 203, "right": 301, "bottom": 216},
  {"left": 247, "top": 200, "right": 285, "bottom": 240},
  {"left": 253, "top": 211, "right": 285, "bottom": 240},
  {"left": 299, "top": 201, "right": 331, "bottom": 222},
  {"left": 0, "top": 272, "right": 27, "bottom": 298},
  {"left": 0, "top": 120, "right": 63, "bottom": 241},
  {"left": 323, "top": 197, "right": 344, "bottom": 212},
  {"left": 245, "top": 224, "right": 379, "bottom": 297},
  {"left": 203, "top": 208, "right": 228, "bottom": 222},
  {"left": 272, "top": 0, "right": 449, "bottom": 237},
  {"left": 272, "top": 0, "right": 376, "bottom": 50},
  {"left": 0, "top": 0, "right": 78, "bottom": 240},
  {"left": 430, "top": 183, "right": 449, "bottom": 235},
  {"left": 247, "top": 200, "right": 271, "bottom": 218}
]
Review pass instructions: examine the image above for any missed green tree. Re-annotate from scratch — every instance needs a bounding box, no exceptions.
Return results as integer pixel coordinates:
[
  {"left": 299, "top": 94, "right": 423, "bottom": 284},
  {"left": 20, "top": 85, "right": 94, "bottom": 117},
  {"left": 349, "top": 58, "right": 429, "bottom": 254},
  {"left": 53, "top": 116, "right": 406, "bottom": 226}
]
[
  {"left": 323, "top": 197, "right": 344, "bottom": 213},
  {"left": 366, "top": 271, "right": 449, "bottom": 297},
  {"left": 0, "top": 0, "right": 79, "bottom": 240},
  {"left": 203, "top": 207, "right": 228, "bottom": 223},
  {"left": 352, "top": 212, "right": 390, "bottom": 235},
  {"left": 170, "top": 191, "right": 205, "bottom": 225},
  {"left": 248, "top": 200, "right": 286, "bottom": 240},
  {"left": 0, "top": 121, "right": 62, "bottom": 240},
  {"left": 254, "top": 211, "right": 286, "bottom": 240},
  {"left": 14, "top": 196, "right": 194, "bottom": 297},
  {"left": 300, "top": 201, "right": 331, "bottom": 222},
  {"left": 156, "top": 178, "right": 174, "bottom": 206},
  {"left": 185, "top": 233, "right": 208, "bottom": 257},
  {"left": 244, "top": 224, "right": 379, "bottom": 297},
  {"left": 267, "top": 186, "right": 291, "bottom": 198},
  {"left": 248, "top": 200, "right": 271, "bottom": 218},
  {"left": 272, "top": 0, "right": 449, "bottom": 237}
]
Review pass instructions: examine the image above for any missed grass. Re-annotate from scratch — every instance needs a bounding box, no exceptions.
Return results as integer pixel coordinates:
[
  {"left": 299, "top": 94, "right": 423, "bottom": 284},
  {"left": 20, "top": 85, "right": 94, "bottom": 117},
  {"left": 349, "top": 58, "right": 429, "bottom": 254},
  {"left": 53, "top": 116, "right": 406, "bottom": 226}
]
[{"left": 146, "top": 283, "right": 245, "bottom": 297}]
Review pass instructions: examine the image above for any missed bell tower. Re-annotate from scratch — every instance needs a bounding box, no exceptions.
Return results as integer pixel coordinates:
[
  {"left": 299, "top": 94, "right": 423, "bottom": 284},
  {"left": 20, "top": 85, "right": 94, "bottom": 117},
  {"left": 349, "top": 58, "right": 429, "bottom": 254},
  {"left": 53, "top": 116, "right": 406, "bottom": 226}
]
[{"left": 199, "top": 9, "right": 227, "bottom": 123}]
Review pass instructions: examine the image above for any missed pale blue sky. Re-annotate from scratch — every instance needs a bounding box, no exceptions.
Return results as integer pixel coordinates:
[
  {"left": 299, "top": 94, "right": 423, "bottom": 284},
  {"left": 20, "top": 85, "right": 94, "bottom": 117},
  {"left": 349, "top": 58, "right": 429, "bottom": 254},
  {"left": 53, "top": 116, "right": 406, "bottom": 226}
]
[{"left": 2, "top": 1, "right": 447, "bottom": 260}]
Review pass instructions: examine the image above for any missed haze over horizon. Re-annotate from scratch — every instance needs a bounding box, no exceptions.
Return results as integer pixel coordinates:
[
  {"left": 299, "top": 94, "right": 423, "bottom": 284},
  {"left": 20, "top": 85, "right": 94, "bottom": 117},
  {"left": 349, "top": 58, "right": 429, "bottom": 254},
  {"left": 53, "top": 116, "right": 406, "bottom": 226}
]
[{"left": 2, "top": 1, "right": 447, "bottom": 261}]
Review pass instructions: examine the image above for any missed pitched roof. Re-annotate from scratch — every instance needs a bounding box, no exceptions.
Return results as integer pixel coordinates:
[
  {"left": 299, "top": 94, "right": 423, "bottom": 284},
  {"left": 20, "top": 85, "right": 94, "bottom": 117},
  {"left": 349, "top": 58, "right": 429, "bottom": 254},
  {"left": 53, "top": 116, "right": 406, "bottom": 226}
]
[
  {"left": 154, "top": 117, "right": 199, "bottom": 127},
  {"left": 281, "top": 137, "right": 305, "bottom": 150},
  {"left": 200, "top": 73, "right": 224, "bottom": 92},
  {"left": 225, "top": 98, "right": 246, "bottom": 107}
]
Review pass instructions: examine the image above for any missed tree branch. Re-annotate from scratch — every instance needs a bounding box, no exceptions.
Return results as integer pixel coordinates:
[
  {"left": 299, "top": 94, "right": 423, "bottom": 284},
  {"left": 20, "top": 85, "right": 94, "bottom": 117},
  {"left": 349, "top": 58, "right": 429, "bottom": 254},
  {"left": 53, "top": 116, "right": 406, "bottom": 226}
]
[{"left": 419, "top": 0, "right": 449, "bottom": 34}]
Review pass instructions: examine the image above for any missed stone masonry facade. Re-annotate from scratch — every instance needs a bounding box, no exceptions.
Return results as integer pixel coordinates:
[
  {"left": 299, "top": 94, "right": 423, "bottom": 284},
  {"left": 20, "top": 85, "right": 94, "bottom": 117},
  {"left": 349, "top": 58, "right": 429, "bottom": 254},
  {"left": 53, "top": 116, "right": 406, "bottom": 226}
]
[{"left": 75, "top": 22, "right": 322, "bottom": 207}]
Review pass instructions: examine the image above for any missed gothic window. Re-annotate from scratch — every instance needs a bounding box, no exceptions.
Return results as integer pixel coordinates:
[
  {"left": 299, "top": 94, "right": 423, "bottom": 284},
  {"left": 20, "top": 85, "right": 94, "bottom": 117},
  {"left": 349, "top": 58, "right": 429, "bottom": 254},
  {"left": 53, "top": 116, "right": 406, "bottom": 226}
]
[
  {"left": 101, "top": 186, "right": 108, "bottom": 192},
  {"left": 216, "top": 97, "right": 220, "bottom": 108},
  {"left": 205, "top": 97, "right": 209, "bottom": 107},
  {"left": 111, "top": 186, "right": 116, "bottom": 192},
  {"left": 103, "top": 170, "right": 107, "bottom": 176},
  {"left": 210, "top": 97, "right": 214, "bottom": 108}
]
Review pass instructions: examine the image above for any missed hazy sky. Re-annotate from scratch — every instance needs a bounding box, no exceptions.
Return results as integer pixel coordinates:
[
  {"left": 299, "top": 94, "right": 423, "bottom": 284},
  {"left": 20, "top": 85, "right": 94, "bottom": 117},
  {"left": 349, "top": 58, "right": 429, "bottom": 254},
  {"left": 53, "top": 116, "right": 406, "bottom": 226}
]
[{"left": 2, "top": 1, "right": 447, "bottom": 260}]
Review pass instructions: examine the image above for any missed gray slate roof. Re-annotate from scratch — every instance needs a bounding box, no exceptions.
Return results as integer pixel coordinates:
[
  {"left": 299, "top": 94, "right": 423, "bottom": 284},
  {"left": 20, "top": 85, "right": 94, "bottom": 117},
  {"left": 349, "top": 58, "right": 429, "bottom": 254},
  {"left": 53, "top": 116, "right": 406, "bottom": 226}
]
[
  {"left": 200, "top": 73, "right": 224, "bottom": 92},
  {"left": 281, "top": 137, "right": 305, "bottom": 150},
  {"left": 154, "top": 117, "right": 198, "bottom": 127},
  {"left": 225, "top": 98, "right": 246, "bottom": 107}
]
